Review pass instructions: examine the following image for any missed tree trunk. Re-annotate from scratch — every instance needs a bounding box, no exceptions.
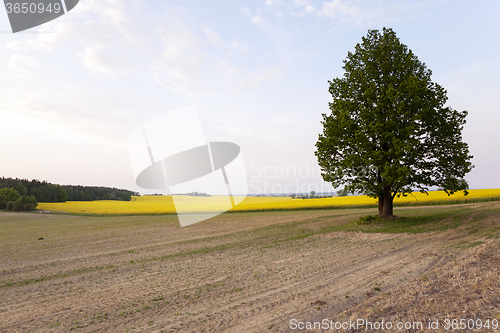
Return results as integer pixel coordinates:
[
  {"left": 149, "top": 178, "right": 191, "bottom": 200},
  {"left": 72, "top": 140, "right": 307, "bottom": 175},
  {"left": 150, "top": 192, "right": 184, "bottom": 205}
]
[{"left": 378, "top": 193, "right": 394, "bottom": 218}]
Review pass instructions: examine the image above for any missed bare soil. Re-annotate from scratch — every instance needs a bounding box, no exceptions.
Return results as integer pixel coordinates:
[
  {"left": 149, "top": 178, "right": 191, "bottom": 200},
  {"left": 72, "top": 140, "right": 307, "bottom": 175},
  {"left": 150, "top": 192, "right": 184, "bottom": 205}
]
[{"left": 0, "top": 203, "right": 499, "bottom": 332}]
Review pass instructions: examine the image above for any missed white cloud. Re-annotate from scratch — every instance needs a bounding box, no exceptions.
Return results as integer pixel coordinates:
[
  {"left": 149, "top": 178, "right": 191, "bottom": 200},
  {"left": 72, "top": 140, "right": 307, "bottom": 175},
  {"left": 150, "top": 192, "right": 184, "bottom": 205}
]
[
  {"left": 202, "top": 26, "right": 225, "bottom": 46},
  {"left": 1, "top": 1, "right": 284, "bottom": 97},
  {"left": 318, "top": 0, "right": 369, "bottom": 25},
  {"left": 241, "top": 7, "right": 252, "bottom": 16},
  {"left": 263, "top": 0, "right": 315, "bottom": 17},
  {"left": 5, "top": 23, "right": 74, "bottom": 51},
  {"left": 76, "top": 0, "right": 133, "bottom": 27},
  {"left": 201, "top": 26, "right": 247, "bottom": 52},
  {"left": 318, "top": 0, "right": 431, "bottom": 28},
  {"left": 7, "top": 54, "right": 37, "bottom": 77},
  {"left": 305, "top": 5, "right": 316, "bottom": 13},
  {"left": 149, "top": 19, "right": 208, "bottom": 93},
  {"left": 1, "top": 1, "right": 213, "bottom": 92},
  {"left": 206, "top": 109, "right": 295, "bottom": 143},
  {"left": 247, "top": 12, "right": 291, "bottom": 47},
  {"left": 239, "top": 66, "right": 285, "bottom": 89},
  {"left": 256, "top": 0, "right": 431, "bottom": 26},
  {"left": 0, "top": 1, "right": 293, "bottom": 119},
  {"left": 294, "top": 0, "right": 311, "bottom": 6},
  {"left": 251, "top": 15, "right": 263, "bottom": 24},
  {"left": 215, "top": 59, "right": 287, "bottom": 90},
  {"left": 79, "top": 44, "right": 127, "bottom": 76}
]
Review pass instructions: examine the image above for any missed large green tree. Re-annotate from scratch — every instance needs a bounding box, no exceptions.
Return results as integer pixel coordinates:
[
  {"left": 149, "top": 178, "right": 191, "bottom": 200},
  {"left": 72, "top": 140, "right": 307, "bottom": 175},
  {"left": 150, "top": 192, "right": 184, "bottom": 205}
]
[{"left": 315, "top": 28, "right": 473, "bottom": 218}]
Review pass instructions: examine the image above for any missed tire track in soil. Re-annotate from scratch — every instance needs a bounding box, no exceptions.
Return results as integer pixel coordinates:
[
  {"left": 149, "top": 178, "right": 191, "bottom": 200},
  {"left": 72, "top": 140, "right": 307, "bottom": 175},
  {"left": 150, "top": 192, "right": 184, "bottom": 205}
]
[
  {"left": 199, "top": 233, "right": 456, "bottom": 332},
  {"left": 0, "top": 212, "right": 479, "bottom": 332}
]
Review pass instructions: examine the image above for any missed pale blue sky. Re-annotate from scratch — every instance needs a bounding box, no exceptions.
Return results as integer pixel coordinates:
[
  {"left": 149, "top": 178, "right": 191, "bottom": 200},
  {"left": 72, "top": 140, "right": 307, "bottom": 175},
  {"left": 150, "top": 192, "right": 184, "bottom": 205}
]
[{"left": 0, "top": 0, "right": 499, "bottom": 194}]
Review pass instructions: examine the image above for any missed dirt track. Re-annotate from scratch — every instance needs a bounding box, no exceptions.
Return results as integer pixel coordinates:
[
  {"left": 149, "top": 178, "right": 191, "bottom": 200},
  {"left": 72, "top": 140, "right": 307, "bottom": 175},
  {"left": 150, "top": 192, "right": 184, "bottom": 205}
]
[{"left": 0, "top": 204, "right": 498, "bottom": 332}]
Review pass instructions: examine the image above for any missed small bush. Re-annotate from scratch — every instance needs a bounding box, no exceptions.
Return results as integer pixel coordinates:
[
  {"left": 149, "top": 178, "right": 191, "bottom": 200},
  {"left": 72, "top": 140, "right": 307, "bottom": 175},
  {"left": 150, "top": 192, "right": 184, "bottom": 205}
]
[
  {"left": 357, "top": 214, "right": 380, "bottom": 225},
  {"left": 11, "top": 195, "right": 38, "bottom": 211}
]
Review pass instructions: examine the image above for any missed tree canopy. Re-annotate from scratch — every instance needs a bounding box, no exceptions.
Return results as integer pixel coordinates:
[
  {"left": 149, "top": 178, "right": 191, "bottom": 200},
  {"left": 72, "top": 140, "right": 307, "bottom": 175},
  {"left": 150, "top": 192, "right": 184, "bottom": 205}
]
[
  {"left": 315, "top": 28, "right": 473, "bottom": 217},
  {"left": 0, "top": 187, "right": 21, "bottom": 209}
]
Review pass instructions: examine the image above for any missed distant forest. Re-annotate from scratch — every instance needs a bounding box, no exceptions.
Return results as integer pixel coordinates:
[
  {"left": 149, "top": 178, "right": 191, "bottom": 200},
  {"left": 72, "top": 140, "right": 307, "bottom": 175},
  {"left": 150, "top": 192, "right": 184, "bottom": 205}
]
[{"left": 0, "top": 177, "right": 138, "bottom": 203}]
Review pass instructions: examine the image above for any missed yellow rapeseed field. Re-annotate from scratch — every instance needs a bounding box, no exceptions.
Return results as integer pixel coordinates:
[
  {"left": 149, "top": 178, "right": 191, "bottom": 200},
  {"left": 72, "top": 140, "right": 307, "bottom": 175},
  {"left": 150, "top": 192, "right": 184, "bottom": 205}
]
[{"left": 37, "top": 189, "right": 500, "bottom": 215}]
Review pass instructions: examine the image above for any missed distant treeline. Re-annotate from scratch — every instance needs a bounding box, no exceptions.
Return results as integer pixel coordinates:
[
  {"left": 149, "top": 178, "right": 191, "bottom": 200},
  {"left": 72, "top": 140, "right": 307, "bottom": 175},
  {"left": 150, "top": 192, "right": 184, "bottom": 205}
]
[
  {"left": 172, "top": 191, "right": 211, "bottom": 197},
  {"left": 0, "top": 177, "right": 137, "bottom": 203}
]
